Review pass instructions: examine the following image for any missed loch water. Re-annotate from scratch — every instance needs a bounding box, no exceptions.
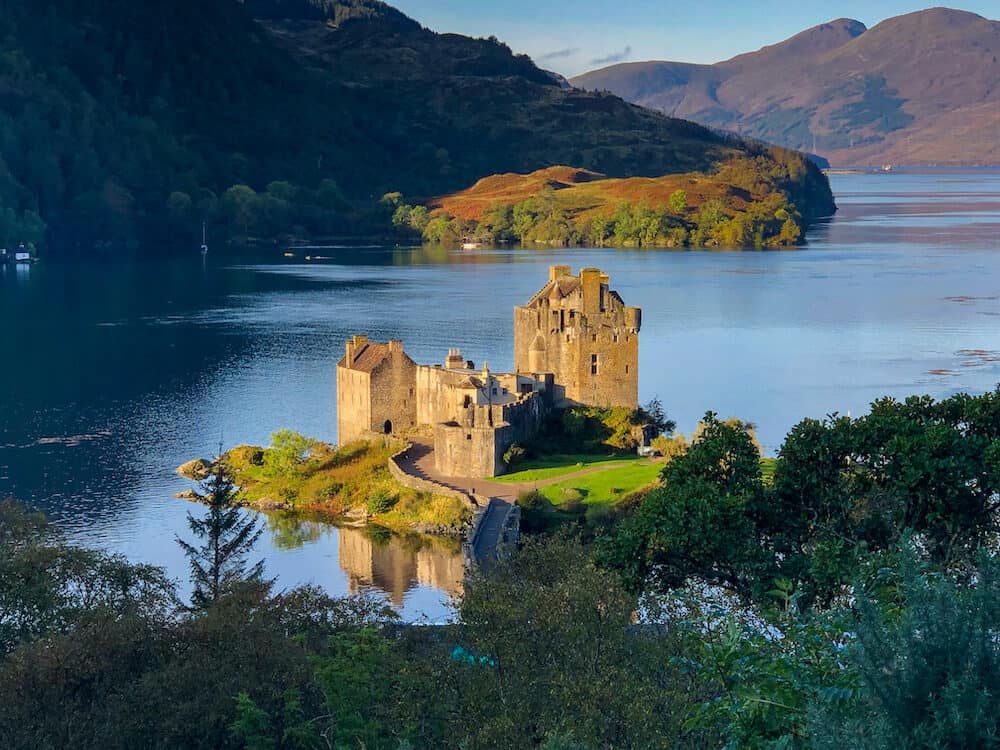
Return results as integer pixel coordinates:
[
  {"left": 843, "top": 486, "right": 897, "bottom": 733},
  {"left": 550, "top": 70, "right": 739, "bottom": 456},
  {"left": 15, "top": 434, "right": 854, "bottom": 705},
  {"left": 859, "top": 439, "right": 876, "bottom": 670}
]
[{"left": 2, "top": 169, "right": 999, "bottom": 621}]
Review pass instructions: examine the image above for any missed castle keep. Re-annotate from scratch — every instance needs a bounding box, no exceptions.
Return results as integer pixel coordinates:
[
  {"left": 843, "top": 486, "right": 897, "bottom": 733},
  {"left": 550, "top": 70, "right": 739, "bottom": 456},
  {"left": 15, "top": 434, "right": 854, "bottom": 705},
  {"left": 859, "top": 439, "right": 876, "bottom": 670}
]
[
  {"left": 515, "top": 265, "right": 641, "bottom": 408},
  {"left": 337, "top": 267, "right": 641, "bottom": 478}
]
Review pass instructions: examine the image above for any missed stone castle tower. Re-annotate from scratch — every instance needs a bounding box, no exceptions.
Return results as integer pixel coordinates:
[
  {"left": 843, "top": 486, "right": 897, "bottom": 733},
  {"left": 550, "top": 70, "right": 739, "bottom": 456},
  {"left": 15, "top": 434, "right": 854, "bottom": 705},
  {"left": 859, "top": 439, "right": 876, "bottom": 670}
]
[
  {"left": 336, "top": 335, "right": 418, "bottom": 445},
  {"left": 514, "top": 266, "right": 641, "bottom": 408}
]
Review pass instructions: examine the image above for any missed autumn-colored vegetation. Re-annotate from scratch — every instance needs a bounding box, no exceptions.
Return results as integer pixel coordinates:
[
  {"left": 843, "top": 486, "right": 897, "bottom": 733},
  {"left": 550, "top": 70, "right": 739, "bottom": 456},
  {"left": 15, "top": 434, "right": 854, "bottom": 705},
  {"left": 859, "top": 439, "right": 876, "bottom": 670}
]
[{"left": 395, "top": 154, "right": 811, "bottom": 249}]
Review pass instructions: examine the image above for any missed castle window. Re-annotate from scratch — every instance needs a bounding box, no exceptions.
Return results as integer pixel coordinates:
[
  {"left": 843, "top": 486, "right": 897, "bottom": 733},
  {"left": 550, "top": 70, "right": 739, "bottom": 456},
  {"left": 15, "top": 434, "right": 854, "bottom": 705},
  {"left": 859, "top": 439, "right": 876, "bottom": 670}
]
[
  {"left": 591, "top": 354, "right": 599, "bottom": 375},
  {"left": 613, "top": 334, "right": 618, "bottom": 343},
  {"left": 520, "top": 383, "right": 533, "bottom": 394},
  {"left": 625, "top": 365, "right": 629, "bottom": 374},
  {"left": 463, "top": 395, "right": 472, "bottom": 408},
  {"left": 592, "top": 334, "right": 597, "bottom": 343},
  {"left": 492, "top": 387, "right": 498, "bottom": 396},
  {"left": 466, "top": 433, "right": 472, "bottom": 441}
]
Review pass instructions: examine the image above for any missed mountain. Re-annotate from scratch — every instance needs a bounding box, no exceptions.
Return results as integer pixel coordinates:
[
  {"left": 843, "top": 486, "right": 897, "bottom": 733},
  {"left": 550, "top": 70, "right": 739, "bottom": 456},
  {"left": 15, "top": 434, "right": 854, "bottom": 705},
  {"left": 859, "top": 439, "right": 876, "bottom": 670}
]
[
  {"left": 0, "top": 0, "right": 833, "bottom": 253},
  {"left": 572, "top": 8, "right": 1000, "bottom": 166}
]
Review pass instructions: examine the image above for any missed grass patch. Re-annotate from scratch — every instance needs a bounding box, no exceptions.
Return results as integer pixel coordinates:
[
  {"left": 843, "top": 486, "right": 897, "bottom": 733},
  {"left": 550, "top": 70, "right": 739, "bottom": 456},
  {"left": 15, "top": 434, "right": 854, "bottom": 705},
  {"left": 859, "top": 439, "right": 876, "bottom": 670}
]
[
  {"left": 539, "top": 461, "right": 663, "bottom": 508},
  {"left": 761, "top": 458, "right": 777, "bottom": 487},
  {"left": 214, "top": 436, "right": 471, "bottom": 533},
  {"left": 495, "top": 454, "right": 637, "bottom": 483}
]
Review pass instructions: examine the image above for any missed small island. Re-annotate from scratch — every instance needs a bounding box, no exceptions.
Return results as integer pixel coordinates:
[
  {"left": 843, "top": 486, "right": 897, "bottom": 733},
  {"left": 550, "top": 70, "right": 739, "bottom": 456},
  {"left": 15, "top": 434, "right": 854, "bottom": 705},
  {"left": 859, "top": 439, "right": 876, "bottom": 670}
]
[
  {"left": 178, "top": 266, "right": 673, "bottom": 556},
  {"left": 387, "top": 159, "right": 813, "bottom": 250}
]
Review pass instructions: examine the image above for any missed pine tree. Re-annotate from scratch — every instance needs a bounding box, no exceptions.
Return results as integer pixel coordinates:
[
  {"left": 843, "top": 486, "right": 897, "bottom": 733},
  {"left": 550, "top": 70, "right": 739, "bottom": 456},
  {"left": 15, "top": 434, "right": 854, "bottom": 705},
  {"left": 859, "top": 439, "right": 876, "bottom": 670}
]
[{"left": 177, "top": 463, "right": 266, "bottom": 609}]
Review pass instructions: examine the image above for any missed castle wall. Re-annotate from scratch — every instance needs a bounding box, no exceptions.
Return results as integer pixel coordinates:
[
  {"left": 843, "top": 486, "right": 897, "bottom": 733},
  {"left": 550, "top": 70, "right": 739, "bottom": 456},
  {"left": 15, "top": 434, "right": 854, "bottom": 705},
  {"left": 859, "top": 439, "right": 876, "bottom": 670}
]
[
  {"left": 434, "top": 422, "right": 506, "bottom": 479},
  {"left": 432, "top": 392, "right": 549, "bottom": 478},
  {"left": 368, "top": 350, "right": 418, "bottom": 436},
  {"left": 416, "top": 366, "right": 467, "bottom": 426},
  {"left": 336, "top": 367, "right": 372, "bottom": 445}
]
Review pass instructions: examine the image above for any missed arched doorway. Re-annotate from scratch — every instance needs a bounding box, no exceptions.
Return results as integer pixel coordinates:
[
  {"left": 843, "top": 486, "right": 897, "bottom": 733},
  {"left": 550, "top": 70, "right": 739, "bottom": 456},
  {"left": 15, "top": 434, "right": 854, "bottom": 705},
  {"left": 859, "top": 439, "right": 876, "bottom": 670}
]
[{"left": 383, "top": 420, "right": 393, "bottom": 435}]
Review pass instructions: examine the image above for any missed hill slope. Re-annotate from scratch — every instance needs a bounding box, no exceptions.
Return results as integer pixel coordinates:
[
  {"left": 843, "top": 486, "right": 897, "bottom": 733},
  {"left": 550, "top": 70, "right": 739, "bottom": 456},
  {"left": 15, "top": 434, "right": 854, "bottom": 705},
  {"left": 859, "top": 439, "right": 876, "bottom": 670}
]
[
  {"left": 572, "top": 8, "right": 1000, "bottom": 166},
  {"left": 0, "top": 0, "right": 833, "bottom": 252},
  {"left": 419, "top": 163, "right": 809, "bottom": 249}
]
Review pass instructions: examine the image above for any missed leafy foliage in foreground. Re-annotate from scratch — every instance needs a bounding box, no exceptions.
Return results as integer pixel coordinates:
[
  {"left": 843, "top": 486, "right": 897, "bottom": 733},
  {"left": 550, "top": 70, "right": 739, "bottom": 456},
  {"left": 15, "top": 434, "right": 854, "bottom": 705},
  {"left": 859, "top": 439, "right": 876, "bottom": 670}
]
[
  {"left": 601, "top": 389, "right": 1000, "bottom": 607},
  {"left": 4, "top": 484, "right": 1000, "bottom": 748}
]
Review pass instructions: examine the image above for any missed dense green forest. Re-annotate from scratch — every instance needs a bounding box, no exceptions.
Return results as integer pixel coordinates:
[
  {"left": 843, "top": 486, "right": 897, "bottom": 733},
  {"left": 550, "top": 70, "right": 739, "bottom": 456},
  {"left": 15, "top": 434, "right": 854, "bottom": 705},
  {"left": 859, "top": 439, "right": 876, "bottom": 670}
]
[
  {"left": 5, "top": 387, "right": 1000, "bottom": 748},
  {"left": 0, "top": 0, "right": 833, "bottom": 255}
]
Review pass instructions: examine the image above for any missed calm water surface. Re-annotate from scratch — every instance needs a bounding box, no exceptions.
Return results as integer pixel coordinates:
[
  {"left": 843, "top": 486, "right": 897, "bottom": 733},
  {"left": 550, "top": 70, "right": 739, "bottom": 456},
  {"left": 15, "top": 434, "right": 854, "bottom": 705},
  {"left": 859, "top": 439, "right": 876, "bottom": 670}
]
[{"left": 2, "top": 170, "right": 999, "bottom": 620}]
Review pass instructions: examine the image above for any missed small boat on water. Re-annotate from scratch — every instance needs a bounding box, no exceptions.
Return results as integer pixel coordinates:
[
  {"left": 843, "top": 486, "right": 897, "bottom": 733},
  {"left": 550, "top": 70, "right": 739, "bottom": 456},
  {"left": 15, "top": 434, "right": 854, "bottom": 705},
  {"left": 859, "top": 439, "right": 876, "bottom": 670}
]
[
  {"left": 200, "top": 222, "right": 209, "bottom": 256},
  {"left": 4, "top": 243, "right": 37, "bottom": 264},
  {"left": 461, "top": 241, "right": 481, "bottom": 250}
]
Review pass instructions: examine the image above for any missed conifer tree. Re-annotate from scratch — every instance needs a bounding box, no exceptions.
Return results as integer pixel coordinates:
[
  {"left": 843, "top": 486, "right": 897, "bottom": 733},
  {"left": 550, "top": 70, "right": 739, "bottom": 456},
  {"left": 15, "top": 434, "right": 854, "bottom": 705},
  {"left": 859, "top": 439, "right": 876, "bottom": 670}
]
[{"left": 177, "top": 463, "right": 266, "bottom": 609}]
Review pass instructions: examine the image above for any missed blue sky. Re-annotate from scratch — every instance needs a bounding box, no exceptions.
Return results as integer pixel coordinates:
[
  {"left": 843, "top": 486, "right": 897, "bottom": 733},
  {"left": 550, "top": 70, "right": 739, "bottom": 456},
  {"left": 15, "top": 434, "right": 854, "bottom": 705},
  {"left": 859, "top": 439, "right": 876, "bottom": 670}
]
[{"left": 390, "top": 1, "right": 998, "bottom": 77}]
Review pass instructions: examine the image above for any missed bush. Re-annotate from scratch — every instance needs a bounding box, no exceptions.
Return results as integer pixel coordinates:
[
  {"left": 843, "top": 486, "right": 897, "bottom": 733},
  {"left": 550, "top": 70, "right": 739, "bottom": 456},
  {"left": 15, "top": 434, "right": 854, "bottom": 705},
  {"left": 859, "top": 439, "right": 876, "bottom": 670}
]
[
  {"left": 651, "top": 434, "right": 691, "bottom": 463},
  {"left": 227, "top": 445, "right": 265, "bottom": 470},
  {"left": 517, "top": 490, "right": 558, "bottom": 534},
  {"left": 365, "top": 490, "right": 397, "bottom": 515},
  {"left": 263, "top": 430, "right": 316, "bottom": 479},
  {"left": 503, "top": 443, "right": 526, "bottom": 470}
]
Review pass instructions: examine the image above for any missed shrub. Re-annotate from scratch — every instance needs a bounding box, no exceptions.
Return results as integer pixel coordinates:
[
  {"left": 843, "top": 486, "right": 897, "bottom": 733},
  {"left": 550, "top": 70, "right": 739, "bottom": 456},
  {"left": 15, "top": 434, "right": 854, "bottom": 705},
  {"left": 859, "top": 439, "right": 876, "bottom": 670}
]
[
  {"left": 651, "top": 434, "right": 691, "bottom": 463},
  {"left": 503, "top": 443, "right": 526, "bottom": 470},
  {"left": 227, "top": 445, "right": 265, "bottom": 469},
  {"left": 366, "top": 490, "right": 397, "bottom": 515}
]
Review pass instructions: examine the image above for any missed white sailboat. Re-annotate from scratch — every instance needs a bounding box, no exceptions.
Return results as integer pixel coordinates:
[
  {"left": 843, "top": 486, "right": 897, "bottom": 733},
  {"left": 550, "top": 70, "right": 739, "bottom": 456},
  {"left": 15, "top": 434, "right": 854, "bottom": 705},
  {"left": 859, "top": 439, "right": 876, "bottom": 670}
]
[{"left": 200, "top": 222, "right": 209, "bottom": 256}]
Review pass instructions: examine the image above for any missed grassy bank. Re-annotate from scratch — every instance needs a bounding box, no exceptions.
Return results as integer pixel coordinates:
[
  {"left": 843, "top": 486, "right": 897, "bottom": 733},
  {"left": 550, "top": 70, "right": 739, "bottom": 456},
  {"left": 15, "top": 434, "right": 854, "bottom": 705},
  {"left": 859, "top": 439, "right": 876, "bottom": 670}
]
[{"left": 179, "top": 433, "right": 471, "bottom": 535}]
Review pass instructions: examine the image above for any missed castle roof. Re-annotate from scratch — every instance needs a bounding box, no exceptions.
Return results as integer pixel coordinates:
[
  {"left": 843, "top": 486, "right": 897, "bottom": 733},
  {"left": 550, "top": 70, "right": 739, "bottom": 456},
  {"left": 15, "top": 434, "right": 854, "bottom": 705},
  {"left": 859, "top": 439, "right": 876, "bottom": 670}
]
[
  {"left": 338, "top": 341, "right": 413, "bottom": 373},
  {"left": 526, "top": 275, "right": 581, "bottom": 307}
]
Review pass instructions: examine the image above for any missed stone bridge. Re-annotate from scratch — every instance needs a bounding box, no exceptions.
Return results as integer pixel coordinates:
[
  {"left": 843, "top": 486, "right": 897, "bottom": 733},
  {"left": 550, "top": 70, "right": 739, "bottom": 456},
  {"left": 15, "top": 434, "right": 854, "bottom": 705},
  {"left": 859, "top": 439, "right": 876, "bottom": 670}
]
[{"left": 389, "top": 438, "right": 521, "bottom": 569}]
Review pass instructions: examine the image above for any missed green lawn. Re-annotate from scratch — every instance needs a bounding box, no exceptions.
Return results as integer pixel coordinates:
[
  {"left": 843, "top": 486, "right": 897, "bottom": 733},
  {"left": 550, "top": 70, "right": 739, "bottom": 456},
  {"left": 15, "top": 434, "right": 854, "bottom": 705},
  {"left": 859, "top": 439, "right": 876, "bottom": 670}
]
[
  {"left": 761, "top": 458, "right": 777, "bottom": 486},
  {"left": 539, "top": 462, "right": 663, "bottom": 507},
  {"left": 494, "top": 454, "right": 637, "bottom": 484}
]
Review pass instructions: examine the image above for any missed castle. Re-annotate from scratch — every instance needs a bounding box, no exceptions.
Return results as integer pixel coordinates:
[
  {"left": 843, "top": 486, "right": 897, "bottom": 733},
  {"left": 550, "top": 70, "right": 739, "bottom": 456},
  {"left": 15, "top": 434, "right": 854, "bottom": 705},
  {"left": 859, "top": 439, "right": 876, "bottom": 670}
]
[{"left": 336, "top": 266, "right": 641, "bottom": 478}]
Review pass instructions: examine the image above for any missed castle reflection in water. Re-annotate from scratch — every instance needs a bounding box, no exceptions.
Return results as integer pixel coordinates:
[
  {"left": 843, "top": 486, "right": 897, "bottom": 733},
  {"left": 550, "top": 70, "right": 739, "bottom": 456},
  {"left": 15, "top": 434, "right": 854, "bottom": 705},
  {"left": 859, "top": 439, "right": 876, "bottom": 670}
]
[{"left": 337, "top": 526, "right": 465, "bottom": 606}]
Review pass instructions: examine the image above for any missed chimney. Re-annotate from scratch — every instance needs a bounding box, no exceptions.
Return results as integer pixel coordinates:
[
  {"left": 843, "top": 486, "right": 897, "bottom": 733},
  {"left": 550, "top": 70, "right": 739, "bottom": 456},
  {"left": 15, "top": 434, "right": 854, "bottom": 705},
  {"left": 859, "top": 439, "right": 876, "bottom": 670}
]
[
  {"left": 446, "top": 348, "right": 465, "bottom": 369},
  {"left": 580, "top": 268, "right": 603, "bottom": 314},
  {"left": 549, "top": 265, "right": 571, "bottom": 282},
  {"left": 345, "top": 334, "right": 369, "bottom": 363},
  {"left": 388, "top": 339, "right": 403, "bottom": 355}
]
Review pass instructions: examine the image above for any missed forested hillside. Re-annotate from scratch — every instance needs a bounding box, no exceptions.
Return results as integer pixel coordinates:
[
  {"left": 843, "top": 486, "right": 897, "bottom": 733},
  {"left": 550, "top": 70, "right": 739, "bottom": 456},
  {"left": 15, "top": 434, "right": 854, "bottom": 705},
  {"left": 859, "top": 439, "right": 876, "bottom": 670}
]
[{"left": 0, "top": 0, "right": 833, "bottom": 253}]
